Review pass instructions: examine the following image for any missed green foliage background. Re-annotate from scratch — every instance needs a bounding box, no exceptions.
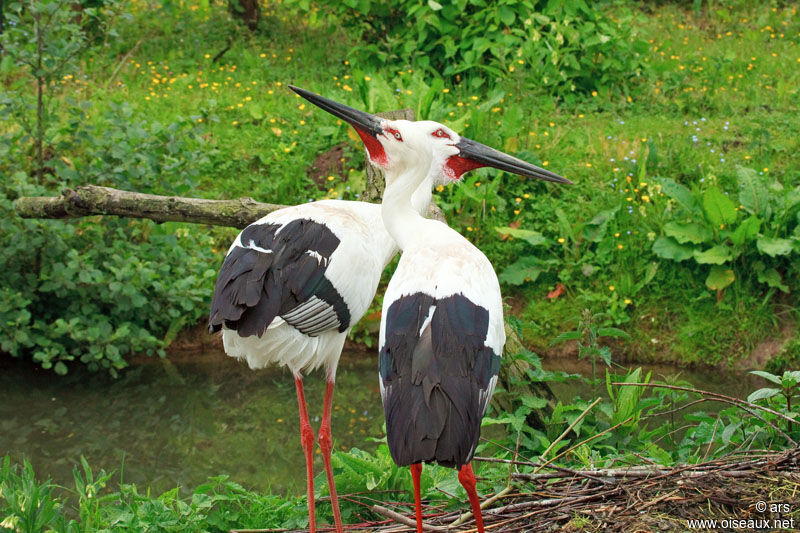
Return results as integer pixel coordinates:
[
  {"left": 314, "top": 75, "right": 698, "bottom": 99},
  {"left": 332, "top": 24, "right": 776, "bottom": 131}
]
[{"left": 0, "top": 0, "right": 798, "bottom": 375}]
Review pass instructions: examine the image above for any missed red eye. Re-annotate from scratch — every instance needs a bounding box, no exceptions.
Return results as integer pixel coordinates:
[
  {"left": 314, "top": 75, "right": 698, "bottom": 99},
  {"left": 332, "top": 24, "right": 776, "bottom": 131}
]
[
  {"left": 385, "top": 127, "right": 403, "bottom": 142},
  {"left": 432, "top": 128, "right": 451, "bottom": 139}
]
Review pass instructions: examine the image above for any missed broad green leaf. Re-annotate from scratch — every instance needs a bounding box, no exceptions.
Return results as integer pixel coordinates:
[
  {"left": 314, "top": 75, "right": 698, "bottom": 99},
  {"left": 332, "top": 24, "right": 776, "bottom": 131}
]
[
  {"left": 581, "top": 208, "right": 618, "bottom": 243},
  {"left": 737, "top": 166, "right": 770, "bottom": 218},
  {"left": 660, "top": 178, "right": 701, "bottom": 215},
  {"left": 499, "top": 256, "right": 551, "bottom": 285},
  {"left": 427, "top": 0, "right": 442, "bottom": 10},
  {"left": 498, "top": 5, "right": 515, "bottom": 25},
  {"left": 652, "top": 236, "right": 694, "bottom": 261},
  {"left": 749, "top": 370, "right": 782, "bottom": 385},
  {"left": 702, "top": 187, "right": 738, "bottom": 227},
  {"left": 597, "top": 327, "right": 630, "bottom": 339},
  {"left": 693, "top": 245, "right": 732, "bottom": 265},
  {"left": 756, "top": 268, "right": 788, "bottom": 293},
  {"left": 663, "top": 221, "right": 712, "bottom": 244},
  {"left": 520, "top": 396, "right": 548, "bottom": 409},
  {"left": 549, "top": 330, "right": 581, "bottom": 346},
  {"left": 782, "top": 371, "right": 800, "bottom": 388},
  {"left": 705, "top": 265, "right": 735, "bottom": 290},
  {"left": 747, "top": 387, "right": 780, "bottom": 403},
  {"left": 729, "top": 216, "right": 761, "bottom": 246},
  {"left": 721, "top": 421, "right": 741, "bottom": 445},
  {"left": 248, "top": 105, "right": 263, "bottom": 120},
  {"left": 756, "top": 237, "right": 794, "bottom": 257},
  {"left": 494, "top": 227, "right": 547, "bottom": 246}
]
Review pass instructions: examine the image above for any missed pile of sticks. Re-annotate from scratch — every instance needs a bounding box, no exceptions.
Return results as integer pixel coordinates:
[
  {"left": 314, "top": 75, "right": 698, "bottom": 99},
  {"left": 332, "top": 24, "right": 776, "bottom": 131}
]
[{"left": 353, "top": 447, "right": 800, "bottom": 532}]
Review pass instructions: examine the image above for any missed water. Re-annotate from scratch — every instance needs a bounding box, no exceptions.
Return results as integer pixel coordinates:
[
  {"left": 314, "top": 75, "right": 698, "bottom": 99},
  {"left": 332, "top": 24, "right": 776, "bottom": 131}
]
[
  {"left": 0, "top": 348, "right": 385, "bottom": 495},
  {"left": 1, "top": 349, "right": 759, "bottom": 497}
]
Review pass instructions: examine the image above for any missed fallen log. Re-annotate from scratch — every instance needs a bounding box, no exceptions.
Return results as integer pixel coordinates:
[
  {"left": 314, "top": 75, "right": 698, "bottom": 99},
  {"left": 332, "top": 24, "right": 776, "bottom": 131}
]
[{"left": 13, "top": 185, "right": 285, "bottom": 229}]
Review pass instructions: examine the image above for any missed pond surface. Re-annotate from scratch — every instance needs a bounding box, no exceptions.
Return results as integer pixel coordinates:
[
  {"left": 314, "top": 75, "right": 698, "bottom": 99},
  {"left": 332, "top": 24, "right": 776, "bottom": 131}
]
[
  {"left": 0, "top": 347, "right": 385, "bottom": 496},
  {"left": 1, "top": 348, "right": 761, "bottom": 497}
]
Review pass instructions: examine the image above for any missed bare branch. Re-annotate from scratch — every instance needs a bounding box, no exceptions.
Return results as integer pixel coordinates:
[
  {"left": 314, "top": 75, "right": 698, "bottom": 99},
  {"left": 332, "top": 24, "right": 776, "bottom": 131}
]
[{"left": 13, "top": 184, "right": 285, "bottom": 228}]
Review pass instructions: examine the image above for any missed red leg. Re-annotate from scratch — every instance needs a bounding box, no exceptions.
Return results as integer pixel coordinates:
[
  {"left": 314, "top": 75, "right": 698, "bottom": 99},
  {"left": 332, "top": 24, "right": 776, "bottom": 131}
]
[
  {"left": 410, "top": 463, "right": 424, "bottom": 533},
  {"left": 318, "top": 380, "right": 343, "bottom": 533},
  {"left": 458, "top": 463, "right": 485, "bottom": 533},
  {"left": 295, "top": 377, "right": 316, "bottom": 533}
]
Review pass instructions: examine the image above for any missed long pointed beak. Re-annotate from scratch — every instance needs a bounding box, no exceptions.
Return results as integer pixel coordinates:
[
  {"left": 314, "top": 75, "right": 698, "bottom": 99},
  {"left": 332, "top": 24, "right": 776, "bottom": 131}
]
[
  {"left": 289, "top": 84, "right": 384, "bottom": 137},
  {"left": 455, "top": 137, "right": 572, "bottom": 184}
]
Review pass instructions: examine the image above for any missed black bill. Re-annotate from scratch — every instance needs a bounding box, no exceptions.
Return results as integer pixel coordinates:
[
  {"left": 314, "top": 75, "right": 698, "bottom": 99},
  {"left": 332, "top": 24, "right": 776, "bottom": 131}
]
[
  {"left": 289, "top": 84, "right": 384, "bottom": 137},
  {"left": 455, "top": 137, "right": 572, "bottom": 184}
]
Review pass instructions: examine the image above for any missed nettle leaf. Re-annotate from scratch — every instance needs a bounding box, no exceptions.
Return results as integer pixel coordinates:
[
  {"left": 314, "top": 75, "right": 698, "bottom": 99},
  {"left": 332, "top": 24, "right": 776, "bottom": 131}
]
[
  {"left": 663, "top": 221, "right": 712, "bottom": 244},
  {"left": 749, "top": 370, "right": 782, "bottom": 385},
  {"left": 747, "top": 388, "right": 781, "bottom": 403},
  {"left": 597, "top": 327, "right": 629, "bottom": 339},
  {"left": 652, "top": 236, "right": 695, "bottom": 261},
  {"left": 660, "top": 178, "right": 701, "bottom": 215},
  {"left": 729, "top": 215, "right": 761, "bottom": 246},
  {"left": 705, "top": 265, "right": 735, "bottom": 290},
  {"left": 549, "top": 330, "right": 581, "bottom": 346},
  {"left": 494, "top": 227, "right": 547, "bottom": 246},
  {"left": 756, "top": 237, "right": 794, "bottom": 257},
  {"left": 702, "top": 187, "right": 738, "bottom": 227},
  {"left": 737, "top": 166, "right": 770, "bottom": 218},
  {"left": 693, "top": 245, "right": 732, "bottom": 265},
  {"left": 520, "top": 396, "right": 548, "bottom": 409},
  {"left": 499, "top": 256, "right": 551, "bottom": 285}
]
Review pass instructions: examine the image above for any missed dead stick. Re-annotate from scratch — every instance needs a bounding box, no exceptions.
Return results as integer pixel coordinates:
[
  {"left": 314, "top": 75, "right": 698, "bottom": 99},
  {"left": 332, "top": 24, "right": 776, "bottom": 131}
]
[
  {"left": 106, "top": 40, "right": 141, "bottom": 89},
  {"left": 451, "top": 399, "right": 601, "bottom": 528},
  {"left": 370, "top": 504, "right": 449, "bottom": 532},
  {"left": 611, "top": 382, "right": 799, "bottom": 429}
]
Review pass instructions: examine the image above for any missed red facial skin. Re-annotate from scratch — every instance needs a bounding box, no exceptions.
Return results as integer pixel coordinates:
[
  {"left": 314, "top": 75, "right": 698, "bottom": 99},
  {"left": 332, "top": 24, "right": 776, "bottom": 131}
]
[
  {"left": 354, "top": 126, "right": 388, "bottom": 167},
  {"left": 444, "top": 155, "right": 485, "bottom": 180}
]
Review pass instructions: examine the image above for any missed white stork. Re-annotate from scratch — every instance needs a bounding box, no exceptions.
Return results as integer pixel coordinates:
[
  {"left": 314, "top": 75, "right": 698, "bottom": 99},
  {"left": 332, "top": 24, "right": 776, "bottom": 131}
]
[
  {"left": 208, "top": 87, "right": 436, "bottom": 533},
  {"left": 293, "top": 88, "right": 570, "bottom": 532}
]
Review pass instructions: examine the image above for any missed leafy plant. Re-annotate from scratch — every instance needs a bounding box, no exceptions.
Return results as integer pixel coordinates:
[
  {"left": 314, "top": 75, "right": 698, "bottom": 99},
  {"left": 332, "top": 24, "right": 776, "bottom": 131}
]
[
  {"left": 0, "top": 0, "right": 93, "bottom": 182},
  {"left": 303, "top": 0, "right": 649, "bottom": 97},
  {"left": 550, "top": 309, "right": 629, "bottom": 386},
  {"left": 748, "top": 370, "right": 800, "bottom": 412},
  {"left": 652, "top": 166, "right": 799, "bottom": 293}
]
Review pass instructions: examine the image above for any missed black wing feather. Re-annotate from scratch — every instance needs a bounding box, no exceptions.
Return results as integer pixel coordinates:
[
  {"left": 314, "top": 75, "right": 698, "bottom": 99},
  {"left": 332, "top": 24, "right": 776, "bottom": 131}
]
[
  {"left": 379, "top": 292, "right": 501, "bottom": 469},
  {"left": 208, "top": 219, "right": 351, "bottom": 338}
]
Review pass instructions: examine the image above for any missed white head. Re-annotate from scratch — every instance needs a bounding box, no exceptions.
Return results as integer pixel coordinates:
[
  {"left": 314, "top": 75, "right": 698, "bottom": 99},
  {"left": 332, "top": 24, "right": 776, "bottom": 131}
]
[{"left": 289, "top": 85, "right": 571, "bottom": 190}]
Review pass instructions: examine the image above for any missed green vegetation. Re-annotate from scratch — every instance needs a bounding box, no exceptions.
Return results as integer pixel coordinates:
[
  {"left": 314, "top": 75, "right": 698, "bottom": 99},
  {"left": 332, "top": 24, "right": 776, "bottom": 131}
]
[
  {"left": 2, "top": 353, "right": 799, "bottom": 530},
  {"left": 1, "top": 0, "right": 799, "bottom": 528},
  {"left": 2, "top": 0, "right": 798, "bottom": 374}
]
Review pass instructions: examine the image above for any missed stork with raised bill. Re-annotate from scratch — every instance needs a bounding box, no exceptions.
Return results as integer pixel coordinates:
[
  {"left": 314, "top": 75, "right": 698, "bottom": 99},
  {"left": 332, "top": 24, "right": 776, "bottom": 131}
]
[{"left": 292, "top": 85, "right": 570, "bottom": 532}]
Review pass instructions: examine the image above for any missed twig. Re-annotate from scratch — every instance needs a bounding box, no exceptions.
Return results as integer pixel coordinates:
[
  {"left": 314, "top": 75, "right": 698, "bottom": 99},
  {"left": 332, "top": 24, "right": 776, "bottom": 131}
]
[
  {"left": 452, "top": 399, "right": 602, "bottom": 528},
  {"left": 611, "top": 382, "right": 800, "bottom": 429},
  {"left": 537, "top": 398, "right": 602, "bottom": 469},
  {"left": 371, "top": 504, "right": 449, "bottom": 532},
  {"left": 536, "top": 416, "right": 635, "bottom": 474},
  {"left": 106, "top": 40, "right": 141, "bottom": 89}
]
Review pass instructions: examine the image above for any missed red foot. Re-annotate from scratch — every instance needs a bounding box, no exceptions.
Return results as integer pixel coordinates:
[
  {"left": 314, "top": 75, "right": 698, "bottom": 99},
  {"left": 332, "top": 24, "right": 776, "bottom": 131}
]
[{"left": 459, "top": 463, "right": 485, "bottom": 533}]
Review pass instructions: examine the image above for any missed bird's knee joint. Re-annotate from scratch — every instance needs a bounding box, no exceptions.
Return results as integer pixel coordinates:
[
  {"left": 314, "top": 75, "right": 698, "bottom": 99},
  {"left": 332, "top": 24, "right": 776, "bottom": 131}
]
[
  {"left": 318, "top": 427, "right": 333, "bottom": 452},
  {"left": 300, "top": 425, "right": 315, "bottom": 450}
]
